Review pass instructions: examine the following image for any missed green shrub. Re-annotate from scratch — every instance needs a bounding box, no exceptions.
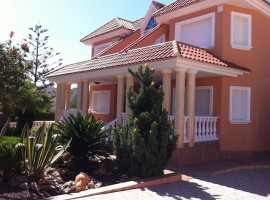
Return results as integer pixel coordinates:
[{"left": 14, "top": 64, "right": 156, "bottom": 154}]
[
  {"left": 114, "top": 65, "right": 177, "bottom": 178},
  {"left": 14, "top": 124, "right": 71, "bottom": 180},
  {"left": 35, "top": 111, "right": 55, "bottom": 121},
  {"left": 55, "top": 113, "right": 112, "bottom": 168},
  {"left": 0, "top": 136, "right": 20, "bottom": 177}
]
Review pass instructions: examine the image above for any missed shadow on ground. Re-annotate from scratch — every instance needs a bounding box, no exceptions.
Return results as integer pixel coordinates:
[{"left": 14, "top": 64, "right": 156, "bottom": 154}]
[{"left": 140, "top": 181, "right": 220, "bottom": 200}]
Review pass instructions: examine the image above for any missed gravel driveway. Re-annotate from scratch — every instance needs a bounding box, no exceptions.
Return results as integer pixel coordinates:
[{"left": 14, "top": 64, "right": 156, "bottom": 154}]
[{"left": 87, "top": 169, "right": 270, "bottom": 200}]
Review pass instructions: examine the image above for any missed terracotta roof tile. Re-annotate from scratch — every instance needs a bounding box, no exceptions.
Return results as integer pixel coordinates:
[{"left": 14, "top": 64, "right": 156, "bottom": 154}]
[
  {"left": 154, "top": 0, "right": 207, "bottom": 17},
  {"left": 120, "top": 25, "right": 161, "bottom": 52},
  {"left": 132, "top": 18, "right": 144, "bottom": 30},
  {"left": 80, "top": 18, "right": 135, "bottom": 42},
  {"left": 47, "top": 41, "right": 250, "bottom": 78},
  {"left": 152, "top": 1, "right": 166, "bottom": 10}
]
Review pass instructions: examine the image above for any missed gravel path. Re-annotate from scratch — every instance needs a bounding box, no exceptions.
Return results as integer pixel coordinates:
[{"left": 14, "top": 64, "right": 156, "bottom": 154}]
[{"left": 87, "top": 169, "right": 270, "bottom": 200}]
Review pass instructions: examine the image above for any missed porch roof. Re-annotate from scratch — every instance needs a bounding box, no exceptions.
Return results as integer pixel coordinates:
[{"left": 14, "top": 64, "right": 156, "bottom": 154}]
[{"left": 46, "top": 40, "right": 250, "bottom": 78}]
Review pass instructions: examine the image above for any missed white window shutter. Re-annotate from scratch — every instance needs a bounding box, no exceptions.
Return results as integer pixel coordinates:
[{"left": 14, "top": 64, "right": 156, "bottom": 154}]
[
  {"left": 233, "top": 15, "right": 249, "bottom": 46},
  {"left": 181, "top": 18, "right": 212, "bottom": 47}
]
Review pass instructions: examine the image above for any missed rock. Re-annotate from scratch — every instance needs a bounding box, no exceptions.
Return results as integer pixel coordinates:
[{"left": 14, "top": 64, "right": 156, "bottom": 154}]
[
  {"left": 19, "top": 182, "right": 28, "bottom": 190},
  {"left": 94, "top": 182, "right": 102, "bottom": 188},
  {"left": 37, "top": 179, "right": 49, "bottom": 186},
  {"left": 52, "top": 171, "right": 60, "bottom": 178},
  {"left": 87, "top": 181, "right": 95, "bottom": 189},
  {"left": 29, "top": 182, "right": 39, "bottom": 192},
  {"left": 130, "top": 176, "right": 140, "bottom": 181},
  {"left": 45, "top": 167, "right": 55, "bottom": 175},
  {"left": 55, "top": 177, "right": 65, "bottom": 184}
]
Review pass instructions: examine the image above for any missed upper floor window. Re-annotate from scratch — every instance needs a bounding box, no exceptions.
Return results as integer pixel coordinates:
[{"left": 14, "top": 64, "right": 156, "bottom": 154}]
[
  {"left": 153, "top": 35, "right": 165, "bottom": 45},
  {"left": 175, "top": 13, "right": 215, "bottom": 49},
  {"left": 231, "top": 12, "right": 252, "bottom": 50},
  {"left": 145, "top": 17, "right": 158, "bottom": 33},
  {"left": 229, "top": 86, "right": 251, "bottom": 124}
]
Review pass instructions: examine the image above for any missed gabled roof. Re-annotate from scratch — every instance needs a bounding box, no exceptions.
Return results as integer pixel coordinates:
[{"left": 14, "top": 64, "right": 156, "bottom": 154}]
[
  {"left": 132, "top": 18, "right": 144, "bottom": 30},
  {"left": 80, "top": 18, "right": 136, "bottom": 42},
  {"left": 154, "top": 0, "right": 206, "bottom": 17},
  {"left": 47, "top": 41, "right": 250, "bottom": 78}
]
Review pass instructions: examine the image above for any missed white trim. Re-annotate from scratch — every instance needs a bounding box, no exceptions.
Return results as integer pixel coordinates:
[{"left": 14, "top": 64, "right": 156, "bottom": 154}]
[
  {"left": 93, "top": 41, "right": 112, "bottom": 57},
  {"left": 175, "top": 12, "right": 215, "bottom": 48},
  {"left": 91, "top": 90, "right": 111, "bottom": 115},
  {"left": 229, "top": 86, "right": 251, "bottom": 124},
  {"left": 230, "top": 11, "right": 252, "bottom": 50},
  {"left": 155, "top": 0, "right": 270, "bottom": 25},
  {"left": 141, "top": 3, "right": 158, "bottom": 35}
]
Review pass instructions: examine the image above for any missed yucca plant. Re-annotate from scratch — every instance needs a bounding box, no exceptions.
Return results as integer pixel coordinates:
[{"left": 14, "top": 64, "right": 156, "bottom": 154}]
[
  {"left": 14, "top": 123, "right": 71, "bottom": 180},
  {"left": 55, "top": 113, "right": 112, "bottom": 168}
]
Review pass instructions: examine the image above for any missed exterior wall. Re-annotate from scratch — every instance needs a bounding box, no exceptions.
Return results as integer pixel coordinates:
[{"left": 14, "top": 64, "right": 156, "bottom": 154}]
[
  {"left": 168, "top": 4, "right": 270, "bottom": 153},
  {"left": 89, "top": 84, "right": 117, "bottom": 123},
  {"left": 218, "top": 5, "right": 270, "bottom": 152},
  {"left": 130, "top": 24, "right": 169, "bottom": 50}
]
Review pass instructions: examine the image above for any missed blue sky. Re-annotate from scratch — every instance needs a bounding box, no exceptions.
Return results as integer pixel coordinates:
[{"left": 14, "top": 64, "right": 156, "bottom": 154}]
[{"left": 0, "top": 0, "right": 172, "bottom": 66}]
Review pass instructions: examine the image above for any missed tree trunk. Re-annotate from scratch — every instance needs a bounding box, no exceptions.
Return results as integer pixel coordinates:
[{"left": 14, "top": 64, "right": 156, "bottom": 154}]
[{"left": 0, "top": 116, "right": 11, "bottom": 136}]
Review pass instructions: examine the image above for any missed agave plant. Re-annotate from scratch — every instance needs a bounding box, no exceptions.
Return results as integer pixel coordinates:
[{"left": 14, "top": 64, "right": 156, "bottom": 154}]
[
  {"left": 14, "top": 123, "right": 71, "bottom": 179},
  {"left": 55, "top": 113, "right": 112, "bottom": 167}
]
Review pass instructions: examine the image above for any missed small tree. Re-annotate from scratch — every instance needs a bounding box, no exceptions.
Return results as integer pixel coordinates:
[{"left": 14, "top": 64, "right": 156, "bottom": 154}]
[
  {"left": 114, "top": 64, "right": 177, "bottom": 178},
  {"left": 24, "top": 24, "right": 63, "bottom": 89}
]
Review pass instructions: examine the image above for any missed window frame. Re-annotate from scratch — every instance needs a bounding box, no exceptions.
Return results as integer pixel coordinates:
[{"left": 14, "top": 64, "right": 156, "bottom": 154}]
[
  {"left": 91, "top": 90, "right": 111, "bottom": 115},
  {"left": 175, "top": 12, "right": 215, "bottom": 49},
  {"left": 229, "top": 86, "right": 251, "bottom": 124},
  {"left": 230, "top": 11, "right": 252, "bottom": 50}
]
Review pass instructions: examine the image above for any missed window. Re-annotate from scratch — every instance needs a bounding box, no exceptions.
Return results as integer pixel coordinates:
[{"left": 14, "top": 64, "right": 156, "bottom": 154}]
[
  {"left": 229, "top": 86, "right": 251, "bottom": 124},
  {"left": 231, "top": 12, "right": 252, "bottom": 50},
  {"left": 153, "top": 35, "right": 165, "bottom": 45},
  {"left": 144, "top": 17, "right": 158, "bottom": 33},
  {"left": 172, "top": 86, "right": 213, "bottom": 116},
  {"left": 175, "top": 13, "right": 215, "bottom": 48},
  {"left": 92, "top": 90, "right": 110, "bottom": 114}
]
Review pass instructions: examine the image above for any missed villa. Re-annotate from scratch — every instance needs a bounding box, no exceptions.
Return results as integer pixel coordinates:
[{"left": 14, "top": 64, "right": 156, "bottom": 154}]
[{"left": 46, "top": 0, "right": 270, "bottom": 166}]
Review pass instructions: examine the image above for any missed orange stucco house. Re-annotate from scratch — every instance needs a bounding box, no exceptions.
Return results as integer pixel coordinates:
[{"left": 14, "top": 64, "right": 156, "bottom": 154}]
[{"left": 47, "top": 0, "right": 270, "bottom": 166}]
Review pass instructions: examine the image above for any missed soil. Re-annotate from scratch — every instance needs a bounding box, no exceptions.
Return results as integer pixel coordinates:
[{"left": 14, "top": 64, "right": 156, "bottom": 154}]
[{"left": 0, "top": 165, "right": 126, "bottom": 200}]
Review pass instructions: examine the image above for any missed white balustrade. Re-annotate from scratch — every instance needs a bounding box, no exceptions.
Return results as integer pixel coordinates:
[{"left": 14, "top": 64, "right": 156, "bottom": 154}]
[
  {"left": 121, "top": 112, "right": 126, "bottom": 126},
  {"left": 63, "top": 109, "right": 83, "bottom": 118},
  {"left": 102, "top": 118, "right": 118, "bottom": 142},
  {"left": 168, "top": 116, "right": 189, "bottom": 143},
  {"left": 9, "top": 122, "right": 17, "bottom": 128},
  {"left": 32, "top": 121, "right": 55, "bottom": 128},
  {"left": 194, "top": 116, "right": 219, "bottom": 142}
]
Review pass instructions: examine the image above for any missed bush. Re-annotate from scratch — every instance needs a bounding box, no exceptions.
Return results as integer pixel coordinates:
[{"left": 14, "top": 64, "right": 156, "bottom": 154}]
[
  {"left": 35, "top": 111, "right": 55, "bottom": 121},
  {"left": 114, "top": 65, "right": 177, "bottom": 178},
  {"left": 55, "top": 113, "right": 112, "bottom": 169},
  {"left": 14, "top": 124, "right": 71, "bottom": 180},
  {"left": 0, "top": 136, "right": 20, "bottom": 178}
]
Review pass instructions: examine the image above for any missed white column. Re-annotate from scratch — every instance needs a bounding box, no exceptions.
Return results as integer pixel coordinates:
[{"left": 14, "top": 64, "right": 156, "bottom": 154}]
[
  {"left": 76, "top": 81, "right": 83, "bottom": 111},
  {"left": 116, "top": 75, "right": 125, "bottom": 125},
  {"left": 60, "top": 83, "right": 66, "bottom": 110},
  {"left": 82, "top": 80, "right": 89, "bottom": 116},
  {"left": 186, "top": 70, "right": 197, "bottom": 147},
  {"left": 125, "top": 74, "right": 134, "bottom": 122},
  {"left": 65, "top": 83, "right": 71, "bottom": 109},
  {"left": 174, "top": 68, "right": 186, "bottom": 148},
  {"left": 55, "top": 83, "right": 62, "bottom": 121},
  {"left": 162, "top": 69, "right": 172, "bottom": 114}
]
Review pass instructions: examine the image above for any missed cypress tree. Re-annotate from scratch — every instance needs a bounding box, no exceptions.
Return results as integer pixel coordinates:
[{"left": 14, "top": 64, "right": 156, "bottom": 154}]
[{"left": 114, "top": 64, "right": 177, "bottom": 178}]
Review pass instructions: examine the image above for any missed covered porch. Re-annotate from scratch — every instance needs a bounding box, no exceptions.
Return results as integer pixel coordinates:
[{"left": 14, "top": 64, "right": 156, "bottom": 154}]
[{"left": 47, "top": 41, "right": 248, "bottom": 149}]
